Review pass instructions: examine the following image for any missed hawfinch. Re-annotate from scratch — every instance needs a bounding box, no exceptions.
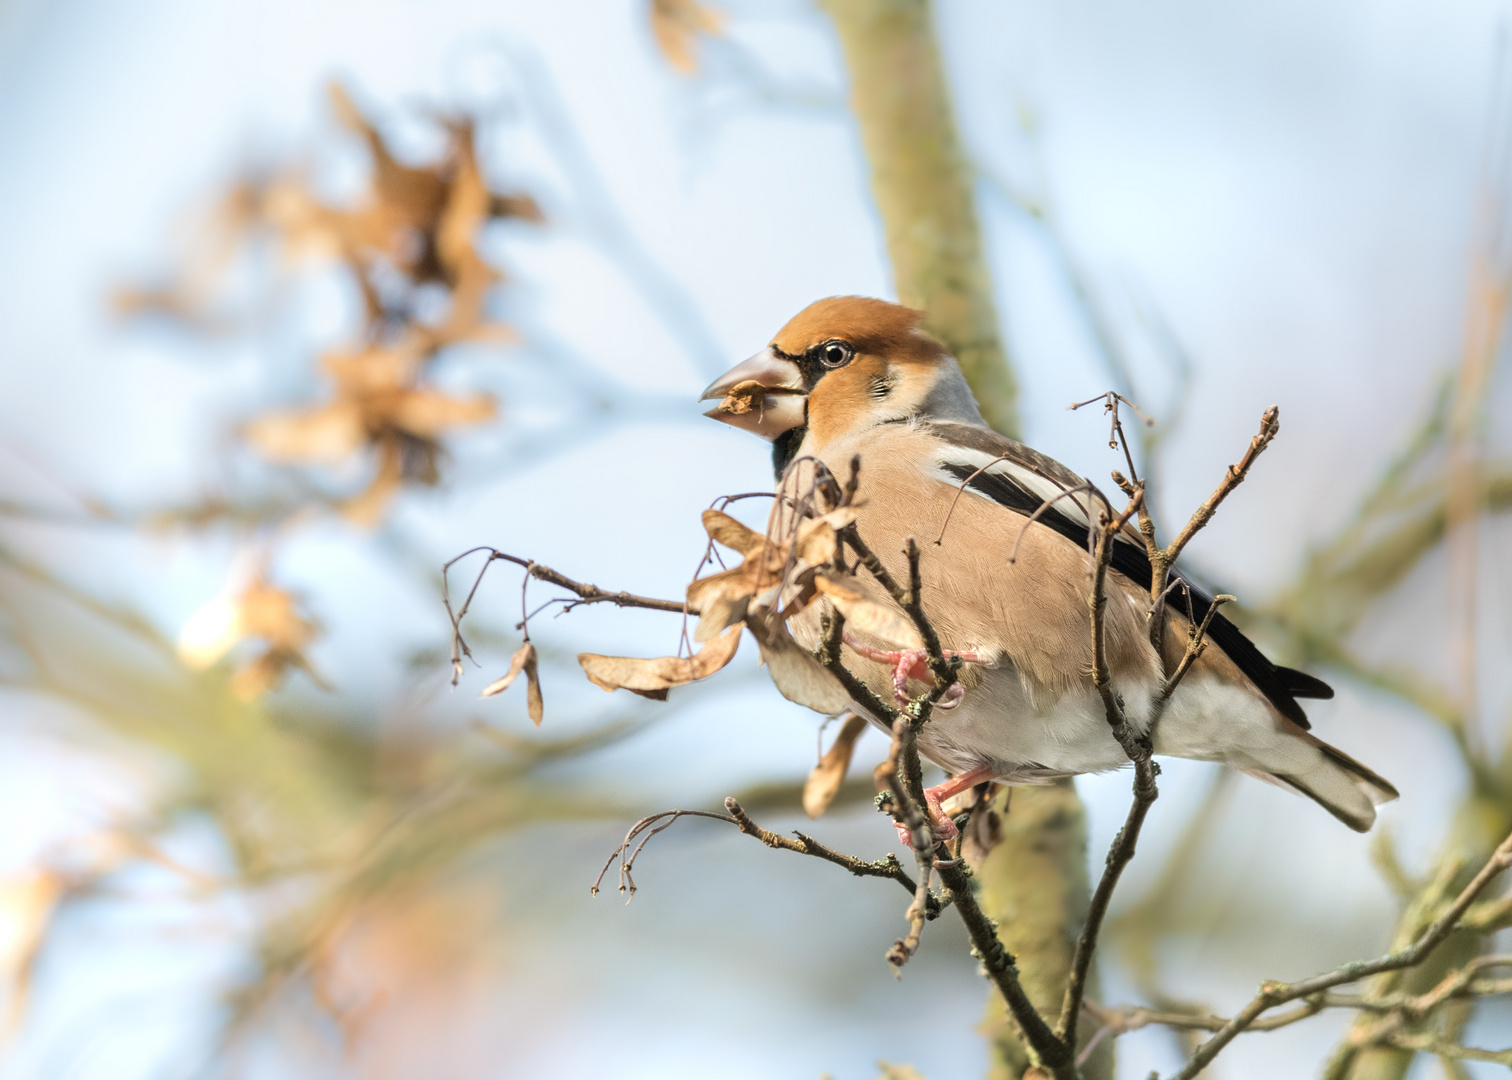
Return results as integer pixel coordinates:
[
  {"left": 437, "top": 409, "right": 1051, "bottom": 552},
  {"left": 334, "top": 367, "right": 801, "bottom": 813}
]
[{"left": 701, "top": 296, "right": 1397, "bottom": 832}]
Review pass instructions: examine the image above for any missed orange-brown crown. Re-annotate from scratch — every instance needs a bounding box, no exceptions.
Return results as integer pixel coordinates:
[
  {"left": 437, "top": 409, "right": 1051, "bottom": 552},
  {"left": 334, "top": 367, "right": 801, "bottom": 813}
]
[{"left": 771, "top": 296, "right": 945, "bottom": 365}]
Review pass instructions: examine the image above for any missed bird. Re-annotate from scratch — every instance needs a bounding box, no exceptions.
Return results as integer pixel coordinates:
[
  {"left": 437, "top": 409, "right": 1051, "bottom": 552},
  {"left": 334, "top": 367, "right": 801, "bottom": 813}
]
[{"left": 700, "top": 295, "right": 1398, "bottom": 837}]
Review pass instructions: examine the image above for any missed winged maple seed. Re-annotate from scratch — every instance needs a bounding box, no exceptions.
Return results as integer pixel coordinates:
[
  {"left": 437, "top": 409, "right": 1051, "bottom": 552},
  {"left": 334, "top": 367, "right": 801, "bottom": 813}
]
[
  {"left": 481, "top": 643, "right": 543, "bottom": 726},
  {"left": 802, "top": 711, "right": 869, "bottom": 819}
]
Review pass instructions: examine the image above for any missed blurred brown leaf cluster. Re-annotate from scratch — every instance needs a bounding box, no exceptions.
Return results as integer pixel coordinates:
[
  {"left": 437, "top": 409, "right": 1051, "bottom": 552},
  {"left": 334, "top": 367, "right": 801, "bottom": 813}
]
[
  {"left": 649, "top": 0, "right": 723, "bottom": 74},
  {"left": 117, "top": 82, "right": 546, "bottom": 697},
  {"left": 121, "top": 83, "right": 541, "bottom": 529},
  {"left": 178, "top": 571, "right": 324, "bottom": 700}
]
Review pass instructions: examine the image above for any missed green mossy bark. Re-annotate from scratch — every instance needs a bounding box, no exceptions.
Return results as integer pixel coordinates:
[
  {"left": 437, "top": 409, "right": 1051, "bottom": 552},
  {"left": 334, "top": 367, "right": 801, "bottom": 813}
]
[{"left": 820, "top": 0, "right": 1018, "bottom": 439}]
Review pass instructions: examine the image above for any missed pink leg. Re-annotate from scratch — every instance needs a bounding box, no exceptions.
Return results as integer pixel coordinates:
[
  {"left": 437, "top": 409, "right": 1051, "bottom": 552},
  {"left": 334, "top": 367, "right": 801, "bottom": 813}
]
[
  {"left": 841, "top": 630, "right": 982, "bottom": 708},
  {"left": 893, "top": 765, "right": 998, "bottom": 848}
]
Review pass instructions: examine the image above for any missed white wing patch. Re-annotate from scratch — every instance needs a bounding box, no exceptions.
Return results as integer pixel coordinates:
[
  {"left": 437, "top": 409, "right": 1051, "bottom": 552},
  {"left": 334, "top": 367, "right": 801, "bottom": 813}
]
[{"left": 926, "top": 446, "right": 1098, "bottom": 528}]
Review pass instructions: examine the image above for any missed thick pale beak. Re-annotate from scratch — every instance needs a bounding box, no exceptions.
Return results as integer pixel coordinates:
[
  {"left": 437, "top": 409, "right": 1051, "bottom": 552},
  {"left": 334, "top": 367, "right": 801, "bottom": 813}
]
[{"left": 699, "top": 347, "right": 807, "bottom": 441}]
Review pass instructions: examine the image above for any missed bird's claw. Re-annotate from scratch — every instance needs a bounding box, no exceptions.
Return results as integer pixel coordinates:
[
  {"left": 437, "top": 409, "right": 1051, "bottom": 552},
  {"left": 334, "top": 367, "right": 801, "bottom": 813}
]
[
  {"left": 840, "top": 631, "right": 980, "bottom": 708},
  {"left": 893, "top": 785, "right": 960, "bottom": 849}
]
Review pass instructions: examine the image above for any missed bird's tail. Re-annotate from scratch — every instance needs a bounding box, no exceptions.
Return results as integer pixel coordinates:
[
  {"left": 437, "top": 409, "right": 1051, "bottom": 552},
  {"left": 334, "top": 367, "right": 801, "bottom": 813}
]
[{"left": 1240, "top": 734, "right": 1399, "bottom": 832}]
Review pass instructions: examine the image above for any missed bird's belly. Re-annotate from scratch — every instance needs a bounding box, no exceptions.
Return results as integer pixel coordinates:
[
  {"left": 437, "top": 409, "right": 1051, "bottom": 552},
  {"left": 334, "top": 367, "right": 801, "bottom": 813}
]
[{"left": 912, "top": 666, "right": 1154, "bottom": 780}]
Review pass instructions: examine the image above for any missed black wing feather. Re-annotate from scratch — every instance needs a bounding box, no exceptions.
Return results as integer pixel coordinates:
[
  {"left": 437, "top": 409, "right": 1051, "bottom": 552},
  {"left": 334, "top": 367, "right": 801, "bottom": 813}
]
[{"left": 927, "top": 424, "right": 1327, "bottom": 729}]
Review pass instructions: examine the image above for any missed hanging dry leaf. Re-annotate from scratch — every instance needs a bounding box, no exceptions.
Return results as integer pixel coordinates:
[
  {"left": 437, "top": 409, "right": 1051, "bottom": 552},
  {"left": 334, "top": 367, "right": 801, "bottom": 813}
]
[
  {"left": 322, "top": 346, "right": 422, "bottom": 394},
  {"left": 244, "top": 402, "right": 367, "bottom": 465},
  {"left": 481, "top": 642, "right": 534, "bottom": 697},
  {"left": 803, "top": 711, "right": 868, "bottom": 819},
  {"left": 389, "top": 388, "right": 497, "bottom": 438},
  {"left": 793, "top": 517, "right": 838, "bottom": 568},
  {"left": 815, "top": 575, "right": 923, "bottom": 649},
  {"left": 687, "top": 563, "right": 763, "bottom": 642},
  {"left": 238, "top": 581, "right": 317, "bottom": 649},
  {"left": 436, "top": 125, "right": 490, "bottom": 277},
  {"left": 120, "top": 78, "right": 545, "bottom": 532},
  {"left": 751, "top": 618, "right": 852, "bottom": 714},
  {"left": 328, "top": 83, "right": 447, "bottom": 234},
  {"left": 230, "top": 650, "right": 287, "bottom": 701},
  {"left": 179, "top": 572, "right": 323, "bottom": 700},
  {"left": 341, "top": 439, "right": 406, "bottom": 528},
  {"left": 701, "top": 508, "right": 768, "bottom": 557},
  {"left": 524, "top": 648, "right": 544, "bottom": 726},
  {"left": 578, "top": 625, "right": 741, "bottom": 696}
]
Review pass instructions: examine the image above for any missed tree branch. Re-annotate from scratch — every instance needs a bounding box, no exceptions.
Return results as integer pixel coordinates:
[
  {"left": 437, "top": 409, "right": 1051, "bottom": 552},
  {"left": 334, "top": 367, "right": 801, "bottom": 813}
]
[
  {"left": 589, "top": 800, "right": 943, "bottom": 916},
  {"left": 1166, "top": 829, "right": 1512, "bottom": 1080}
]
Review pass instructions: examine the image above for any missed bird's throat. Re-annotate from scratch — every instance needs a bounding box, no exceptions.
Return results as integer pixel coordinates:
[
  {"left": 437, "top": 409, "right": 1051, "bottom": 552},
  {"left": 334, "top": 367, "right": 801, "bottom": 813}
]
[{"left": 772, "top": 424, "right": 807, "bottom": 478}]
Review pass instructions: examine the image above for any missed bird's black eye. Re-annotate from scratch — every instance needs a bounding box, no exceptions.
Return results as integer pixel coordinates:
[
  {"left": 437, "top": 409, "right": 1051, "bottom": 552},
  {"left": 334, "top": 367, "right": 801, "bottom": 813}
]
[{"left": 820, "top": 340, "right": 853, "bottom": 368}]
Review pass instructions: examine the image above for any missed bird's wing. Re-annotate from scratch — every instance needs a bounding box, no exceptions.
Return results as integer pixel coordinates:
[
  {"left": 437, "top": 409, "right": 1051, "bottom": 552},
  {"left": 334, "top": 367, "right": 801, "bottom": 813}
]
[{"left": 920, "top": 421, "right": 1331, "bottom": 728}]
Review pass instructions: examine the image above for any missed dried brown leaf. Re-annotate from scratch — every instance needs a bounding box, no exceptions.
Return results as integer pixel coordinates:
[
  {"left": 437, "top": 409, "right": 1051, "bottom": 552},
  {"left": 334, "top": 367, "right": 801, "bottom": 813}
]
[
  {"left": 480, "top": 642, "right": 534, "bottom": 697},
  {"left": 341, "top": 439, "right": 405, "bottom": 528},
  {"left": 230, "top": 648, "right": 307, "bottom": 701},
  {"left": 244, "top": 402, "right": 366, "bottom": 465},
  {"left": 815, "top": 575, "right": 923, "bottom": 649},
  {"left": 803, "top": 712, "right": 868, "bottom": 819},
  {"left": 436, "top": 126, "right": 490, "bottom": 277},
  {"left": 687, "top": 562, "right": 766, "bottom": 641},
  {"left": 524, "top": 648, "right": 544, "bottom": 726},
  {"left": 578, "top": 624, "right": 741, "bottom": 695},
  {"left": 752, "top": 618, "right": 852, "bottom": 714},
  {"left": 794, "top": 516, "right": 838, "bottom": 568},
  {"left": 238, "top": 581, "right": 318, "bottom": 651},
  {"left": 389, "top": 389, "right": 497, "bottom": 438},
  {"left": 323, "top": 347, "right": 421, "bottom": 394},
  {"left": 701, "top": 508, "right": 768, "bottom": 557}
]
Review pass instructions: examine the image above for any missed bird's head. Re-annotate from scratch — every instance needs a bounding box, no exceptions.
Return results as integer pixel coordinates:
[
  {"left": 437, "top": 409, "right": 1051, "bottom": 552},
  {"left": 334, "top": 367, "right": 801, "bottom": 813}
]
[{"left": 700, "top": 296, "right": 984, "bottom": 467}]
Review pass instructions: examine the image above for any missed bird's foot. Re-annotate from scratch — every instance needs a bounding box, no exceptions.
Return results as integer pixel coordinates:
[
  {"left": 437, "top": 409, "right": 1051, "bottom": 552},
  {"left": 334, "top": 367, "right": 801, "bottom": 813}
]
[
  {"left": 891, "top": 766, "right": 998, "bottom": 851},
  {"left": 841, "top": 631, "right": 982, "bottom": 708},
  {"left": 893, "top": 786, "right": 959, "bottom": 848}
]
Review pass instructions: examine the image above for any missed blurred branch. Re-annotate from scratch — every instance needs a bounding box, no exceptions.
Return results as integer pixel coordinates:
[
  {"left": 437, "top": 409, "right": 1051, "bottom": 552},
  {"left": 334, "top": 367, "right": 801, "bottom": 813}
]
[
  {"left": 508, "top": 44, "right": 731, "bottom": 380},
  {"left": 977, "top": 166, "right": 1195, "bottom": 502}
]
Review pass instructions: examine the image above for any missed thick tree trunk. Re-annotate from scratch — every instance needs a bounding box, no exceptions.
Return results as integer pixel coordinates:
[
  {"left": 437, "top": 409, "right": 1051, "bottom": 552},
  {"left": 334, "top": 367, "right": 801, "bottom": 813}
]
[
  {"left": 971, "top": 780, "right": 1113, "bottom": 1080},
  {"left": 820, "top": 0, "right": 1018, "bottom": 438},
  {"left": 819, "top": 4, "right": 1107, "bottom": 1077}
]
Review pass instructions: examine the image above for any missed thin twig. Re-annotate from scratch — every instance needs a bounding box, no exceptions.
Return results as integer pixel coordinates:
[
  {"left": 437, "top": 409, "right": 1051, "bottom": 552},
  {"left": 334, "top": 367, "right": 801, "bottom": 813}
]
[
  {"left": 441, "top": 546, "right": 694, "bottom": 685},
  {"left": 591, "top": 809, "right": 735, "bottom": 899},
  {"left": 1070, "top": 391, "right": 1152, "bottom": 486},
  {"left": 1059, "top": 487, "right": 1157, "bottom": 1052},
  {"left": 1166, "top": 829, "right": 1512, "bottom": 1080},
  {"left": 882, "top": 715, "right": 936, "bottom": 974},
  {"left": 1005, "top": 484, "right": 1099, "bottom": 565},
  {"left": 1157, "top": 593, "right": 1236, "bottom": 705},
  {"left": 590, "top": 802, "right": 941, "bottom": 914},
  {"left": 902, "top": 538, "right": 955, "bottom": 688},
  {"left": 1165, "top": 405, "right": 1281, "bottom": 563},
  {"left": 723, "top": 798, "right": 945, "bottom": 917},
  {"left": 867, "top": 527, "right": 1074, "bottom": 1075},
  {"left": 933, "top": 854, "right": 1075, "bottom": 1076}
]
